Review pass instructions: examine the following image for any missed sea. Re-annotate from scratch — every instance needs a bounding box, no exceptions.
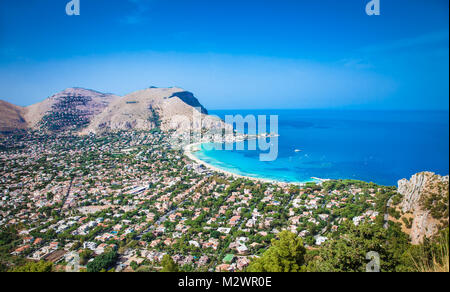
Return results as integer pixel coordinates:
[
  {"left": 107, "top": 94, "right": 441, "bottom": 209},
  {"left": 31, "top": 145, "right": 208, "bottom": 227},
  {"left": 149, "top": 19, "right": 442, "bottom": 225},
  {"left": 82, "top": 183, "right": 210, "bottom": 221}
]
[{"left": 192, "top": 110, "right": 449, "bottom": 186}]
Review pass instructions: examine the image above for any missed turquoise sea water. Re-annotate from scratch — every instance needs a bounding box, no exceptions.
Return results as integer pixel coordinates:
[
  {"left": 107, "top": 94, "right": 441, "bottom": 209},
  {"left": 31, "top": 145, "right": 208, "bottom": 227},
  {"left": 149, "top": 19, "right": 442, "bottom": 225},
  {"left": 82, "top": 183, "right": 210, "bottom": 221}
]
[{"left": 193, "top": 110, "right": 449, "bottom": 186}]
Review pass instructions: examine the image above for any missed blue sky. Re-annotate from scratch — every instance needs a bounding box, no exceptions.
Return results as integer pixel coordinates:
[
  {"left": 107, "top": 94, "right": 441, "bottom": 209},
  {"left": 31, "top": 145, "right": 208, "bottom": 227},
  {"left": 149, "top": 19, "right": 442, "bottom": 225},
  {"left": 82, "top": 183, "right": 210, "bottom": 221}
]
[{"left": 0, "top": 0, "right": 448, "bottom": 110}]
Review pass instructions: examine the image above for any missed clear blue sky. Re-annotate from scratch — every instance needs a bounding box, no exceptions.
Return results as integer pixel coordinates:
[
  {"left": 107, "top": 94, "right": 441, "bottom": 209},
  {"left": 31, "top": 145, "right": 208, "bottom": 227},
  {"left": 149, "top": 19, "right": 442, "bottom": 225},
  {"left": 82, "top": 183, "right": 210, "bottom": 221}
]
[{"left": 0, "top": 0, "right": 448, "bottom": 110}]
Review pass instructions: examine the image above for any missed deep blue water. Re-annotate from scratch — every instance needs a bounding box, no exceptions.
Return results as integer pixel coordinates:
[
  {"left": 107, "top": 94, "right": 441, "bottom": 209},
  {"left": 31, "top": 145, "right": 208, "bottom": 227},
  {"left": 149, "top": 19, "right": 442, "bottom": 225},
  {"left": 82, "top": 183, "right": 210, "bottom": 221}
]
[{"left": 193, "top": 110, "right": 449, "bottom": 186}]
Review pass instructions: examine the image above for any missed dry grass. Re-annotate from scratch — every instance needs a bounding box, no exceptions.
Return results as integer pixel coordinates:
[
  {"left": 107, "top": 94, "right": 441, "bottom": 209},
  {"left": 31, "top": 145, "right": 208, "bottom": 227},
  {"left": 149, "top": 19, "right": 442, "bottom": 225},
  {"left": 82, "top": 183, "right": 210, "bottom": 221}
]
[{"left": 413, "top": 233, "right": 449, "bottom": 273}]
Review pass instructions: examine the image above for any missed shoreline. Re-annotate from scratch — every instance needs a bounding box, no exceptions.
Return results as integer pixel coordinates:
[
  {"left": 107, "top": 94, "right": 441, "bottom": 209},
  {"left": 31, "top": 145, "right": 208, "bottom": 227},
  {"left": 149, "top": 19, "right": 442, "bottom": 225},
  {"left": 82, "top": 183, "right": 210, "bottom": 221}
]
[{"left": 183, "top": 143, "right": 320, "bottom": 186}]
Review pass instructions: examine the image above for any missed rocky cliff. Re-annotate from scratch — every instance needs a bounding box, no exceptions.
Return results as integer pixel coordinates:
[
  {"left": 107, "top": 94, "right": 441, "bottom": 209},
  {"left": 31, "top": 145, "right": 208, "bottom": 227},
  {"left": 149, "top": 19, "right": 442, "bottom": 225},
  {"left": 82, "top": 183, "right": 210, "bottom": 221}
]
[{"left": 397, "top": 172, "right": 449, "bottom": 244}]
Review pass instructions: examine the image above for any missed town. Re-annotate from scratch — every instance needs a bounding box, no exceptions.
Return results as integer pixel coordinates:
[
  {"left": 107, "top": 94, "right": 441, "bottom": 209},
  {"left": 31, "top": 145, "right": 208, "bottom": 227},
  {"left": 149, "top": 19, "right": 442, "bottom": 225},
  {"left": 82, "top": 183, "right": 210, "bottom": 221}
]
[{"left": 0, "top": 130, "right": 393, "bottom": 272}]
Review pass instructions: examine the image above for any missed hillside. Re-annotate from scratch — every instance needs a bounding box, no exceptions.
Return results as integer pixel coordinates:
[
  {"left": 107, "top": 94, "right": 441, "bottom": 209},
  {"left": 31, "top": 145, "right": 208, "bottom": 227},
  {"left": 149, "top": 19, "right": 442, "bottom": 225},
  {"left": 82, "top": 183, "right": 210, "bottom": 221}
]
[
  {"left": 23, "top": 88, "right": 120, "bottom": 132},
  {"left": 0, "top": 100, "right": 27, "bottom": 133},
  {"left": 0, "top": 87, "right": 226, "bottom": 135},
  {"left": 81, "top": 87, "right": 225, "bottom": 135},
  {"left": 0, "top": 100, "right": 27, "bottom": 132}
]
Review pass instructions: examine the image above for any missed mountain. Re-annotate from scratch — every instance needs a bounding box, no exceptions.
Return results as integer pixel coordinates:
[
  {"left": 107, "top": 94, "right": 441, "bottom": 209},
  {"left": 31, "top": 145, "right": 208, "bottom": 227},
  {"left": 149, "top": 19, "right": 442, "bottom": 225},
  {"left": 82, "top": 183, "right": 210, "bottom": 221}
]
[
  {"left": 23, "top": 88, "right": 120, "bottom": 132},
  {"left": 81, "top": 87, "right": 225, "bottom": 134},
  {"left": 0, "top": 100, "right": 27, "bottom": 133},
  {"left": 393, "top": 172, "right": 449, "bottom": 244},
  {"left": 0, "top": 87, "right": 226, "bottom": 134},
  {"left": 168, "top": 91, "right": 208, "bottom": 115}
]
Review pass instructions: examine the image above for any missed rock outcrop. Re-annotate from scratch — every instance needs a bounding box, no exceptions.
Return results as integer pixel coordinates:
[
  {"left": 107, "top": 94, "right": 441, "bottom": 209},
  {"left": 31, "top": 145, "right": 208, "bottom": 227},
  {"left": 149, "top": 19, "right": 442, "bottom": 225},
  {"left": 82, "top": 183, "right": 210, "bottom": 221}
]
[{"left": 397, "top": 172, "right": 449, "bottom": 244}]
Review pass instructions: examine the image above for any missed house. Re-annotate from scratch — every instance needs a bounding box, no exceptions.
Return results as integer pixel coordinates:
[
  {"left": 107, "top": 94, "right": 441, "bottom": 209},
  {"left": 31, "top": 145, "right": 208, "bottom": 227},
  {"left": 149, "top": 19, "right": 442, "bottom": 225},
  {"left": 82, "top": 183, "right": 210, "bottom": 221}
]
[
  {"left": 245, "top": 218, "right": 256, "bottom": 228},
  {"left": 33, "top": 238, "right": 43, "bottom": 245},
  {"left": 318, "top": 214, "right": 329, "bottom": 221},
  {"left": 83, "top": 242, "right": 97, "bottom": 251},
  {"left": 236, "top": 245, "right": 248, "bottom": 255},
  {"left": 217, "top": 227, "right": 231, "bottom": 234},
  {"left": 189, "top": 240, "right": 200, "bottom": 248},
  {"left": 298, "top": 230, "right": 309, "bottom": 237},
  {"left": 202, "top": 238, "right": 219, "bottom": 250},
  {"left": 314, "top": 235, "right": 328, "bottom": 246},
  {"left": 95, "top": 243, "right": 108, "bottom": 254},
  {"left": 353, "top": 216, "right": 363, "bottom": 226},
  {"left": 23, "top": 237, "right": 34, "bottom": 244},
  {"left": 49, "top": 242, "right": 59, "bottom": 250},
  {"left": 229, "top": 216, "right": 241, "bottom": 227},
  {"left": 237, "top": 237, "right": 249, "bottom": 244},
  {"left": 216, "top": 264, "right": 231, "bottom": 272},
  {"left": 11, "top": 245, "right": 30, "bottom": 255},
  {"left": 197, "top": 256, "right": 210, "bottom": 266},
  {"left": 236, "top": 257, "right": 251, "bottom": 270}
]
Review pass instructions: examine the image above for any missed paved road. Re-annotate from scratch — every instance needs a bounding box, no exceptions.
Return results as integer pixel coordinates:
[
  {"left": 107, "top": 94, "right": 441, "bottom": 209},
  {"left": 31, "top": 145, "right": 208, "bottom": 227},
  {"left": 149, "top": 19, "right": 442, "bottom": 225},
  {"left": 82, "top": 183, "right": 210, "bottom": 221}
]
[{"left": 59, "top": 177, "right": 74, "bottom": 214}]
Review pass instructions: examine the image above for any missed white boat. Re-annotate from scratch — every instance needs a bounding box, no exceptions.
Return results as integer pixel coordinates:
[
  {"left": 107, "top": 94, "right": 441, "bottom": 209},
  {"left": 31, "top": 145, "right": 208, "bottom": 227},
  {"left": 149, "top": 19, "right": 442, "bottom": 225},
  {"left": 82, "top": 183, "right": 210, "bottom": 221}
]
[{"left": 294, "top": 149, "right": 302, "bottom": 152}]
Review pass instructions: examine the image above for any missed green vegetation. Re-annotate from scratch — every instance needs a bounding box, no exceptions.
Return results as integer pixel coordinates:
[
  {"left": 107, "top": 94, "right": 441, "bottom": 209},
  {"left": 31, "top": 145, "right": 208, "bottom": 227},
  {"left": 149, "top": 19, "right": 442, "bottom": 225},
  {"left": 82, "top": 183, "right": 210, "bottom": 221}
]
[
  {"left": 322, "top": 179, "right": 380, "bottom": 192},
  {"left": 148, "top": 106, "right": 161, "bottom": 128},
  {"left": 247, "top": 223, "right": 450, "bottom": 273},
  {"left": 161, "top": 254, "right": 180, "bottom": 272},
  {"left": 307, "top": 222, "right": 410, "bottom": 272},
  {"left": 80, "top": 249, "right": 94, "bottom": 265},
  {"left": 409, "top": 229, "right": 449, "bottom": 272},
  {"left": 38, "top": 95, "right": 96, "bottom": 132},
  {"left": 9, "top": 261, "right": 53, "bottom": 272},
  {"left": 86, "top": 250, "right": 118, "bottom": 272},
  {"left": 247, "top": 231, "right": 306, "bottom": 272},
  {"left": 0, "top": 227, "right": 22, "bottom": 272},
  {"left": 420, "top": 178, "right": 449, "bottom": 222}
]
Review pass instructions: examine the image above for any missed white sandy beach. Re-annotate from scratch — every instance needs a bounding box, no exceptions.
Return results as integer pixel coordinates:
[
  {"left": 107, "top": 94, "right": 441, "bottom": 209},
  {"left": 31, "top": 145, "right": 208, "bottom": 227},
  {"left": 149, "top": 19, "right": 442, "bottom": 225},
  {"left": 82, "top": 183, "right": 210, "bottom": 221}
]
[{"left": 183, "top": 143, "right": 304, "bottom": 186}]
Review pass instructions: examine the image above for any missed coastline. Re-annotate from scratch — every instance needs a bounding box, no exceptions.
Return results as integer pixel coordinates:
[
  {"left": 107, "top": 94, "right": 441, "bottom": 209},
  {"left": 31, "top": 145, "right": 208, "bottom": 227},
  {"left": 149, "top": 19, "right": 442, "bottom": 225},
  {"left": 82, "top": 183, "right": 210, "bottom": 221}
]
[{"left": 183, "top": 143, "right": 317, "bottom": 186}]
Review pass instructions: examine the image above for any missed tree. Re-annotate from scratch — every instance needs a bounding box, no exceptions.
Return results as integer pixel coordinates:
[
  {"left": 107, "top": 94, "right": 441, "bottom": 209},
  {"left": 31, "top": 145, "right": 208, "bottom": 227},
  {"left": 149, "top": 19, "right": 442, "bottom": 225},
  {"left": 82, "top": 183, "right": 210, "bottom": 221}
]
[
  {"left": 80, "top": 249, "right": 93, "bottom": 265},
  {"left": 10, "top": 261, "right": 53, "bottom": 272},
  {"left": 307, "top": 222, "right": 408, "bottom": 272},
  {"left": 86, "top": 250, "right": 118, "bottom": 273},
  {"left": 247, "top": 231, "right": 306, "bottom": 272},
  {"left": 161, "top": 254, "right": 179, "bottom": 272},
  {"left": 130, "top": 261, "right": 139, "bottom": 271}
]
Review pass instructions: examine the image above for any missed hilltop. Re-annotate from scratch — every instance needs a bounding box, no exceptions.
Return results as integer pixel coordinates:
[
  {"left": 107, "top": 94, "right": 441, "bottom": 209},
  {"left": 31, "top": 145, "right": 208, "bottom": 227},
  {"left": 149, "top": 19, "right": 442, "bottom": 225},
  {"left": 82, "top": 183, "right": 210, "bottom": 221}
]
[
  {"left": 23, "top": 88, "right": 120, "bottom": 132},
  {"left": 0, "top": 87, "right": 224, "bottom": 134},
  {"left": 82, "top": 87, "right": 223, "bottom": 135}
]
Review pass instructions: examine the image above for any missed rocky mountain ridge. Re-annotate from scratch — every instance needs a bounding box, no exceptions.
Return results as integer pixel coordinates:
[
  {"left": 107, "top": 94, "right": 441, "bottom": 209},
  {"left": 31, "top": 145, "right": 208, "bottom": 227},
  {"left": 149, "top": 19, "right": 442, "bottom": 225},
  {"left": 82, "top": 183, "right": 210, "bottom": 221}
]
[
  {"left": 396, "top": 172, "right": 449, "bottom": 244},
  {"left": 1, "top": 87, "right": 225, "bottom": 134}
]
